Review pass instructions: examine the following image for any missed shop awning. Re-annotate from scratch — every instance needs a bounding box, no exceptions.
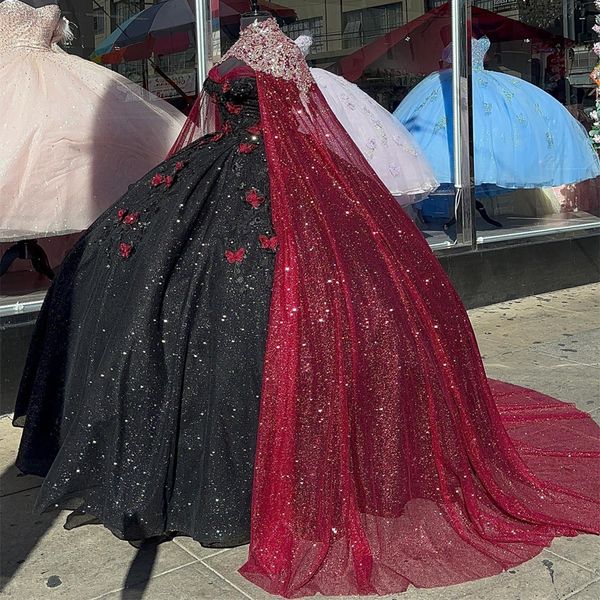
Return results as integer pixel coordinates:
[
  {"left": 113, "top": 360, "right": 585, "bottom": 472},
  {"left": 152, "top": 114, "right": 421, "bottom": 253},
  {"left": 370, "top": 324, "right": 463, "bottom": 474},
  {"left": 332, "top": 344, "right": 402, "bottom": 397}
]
[
  {"left": 218, "top": 0, "right": 296, "bottom": 24},
  {"left": 337, "top": 3, "right": 572, "bottom": 81}
]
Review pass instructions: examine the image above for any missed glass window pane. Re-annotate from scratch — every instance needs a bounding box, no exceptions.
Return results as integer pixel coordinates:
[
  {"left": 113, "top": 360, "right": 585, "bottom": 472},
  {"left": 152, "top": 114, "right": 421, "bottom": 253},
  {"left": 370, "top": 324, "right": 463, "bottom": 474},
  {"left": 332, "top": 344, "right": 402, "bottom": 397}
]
[
  {"left": 466, "top": 0, "right": 600, "bottom": 244},
  {"left": 1, "top": 0, "right": 192, "bottom": 306},
  {"left": 214, "top": 0, "right": 465, "bottom": 250}
]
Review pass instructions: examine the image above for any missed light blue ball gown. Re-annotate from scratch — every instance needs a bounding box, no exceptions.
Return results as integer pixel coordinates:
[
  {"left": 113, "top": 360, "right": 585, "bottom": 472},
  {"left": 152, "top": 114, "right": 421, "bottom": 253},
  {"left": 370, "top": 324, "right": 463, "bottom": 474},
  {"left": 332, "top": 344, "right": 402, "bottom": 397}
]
[{"left": 394, "top": 37, "right": 600, "bottom": 196}]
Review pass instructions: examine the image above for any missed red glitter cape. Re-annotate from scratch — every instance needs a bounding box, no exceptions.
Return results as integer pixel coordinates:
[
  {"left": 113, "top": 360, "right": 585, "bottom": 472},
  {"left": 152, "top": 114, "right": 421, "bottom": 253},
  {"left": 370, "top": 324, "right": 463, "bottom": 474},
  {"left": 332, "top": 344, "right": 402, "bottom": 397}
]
[{"left": 172, "top": 19, "right": 600, "bottom": 598}]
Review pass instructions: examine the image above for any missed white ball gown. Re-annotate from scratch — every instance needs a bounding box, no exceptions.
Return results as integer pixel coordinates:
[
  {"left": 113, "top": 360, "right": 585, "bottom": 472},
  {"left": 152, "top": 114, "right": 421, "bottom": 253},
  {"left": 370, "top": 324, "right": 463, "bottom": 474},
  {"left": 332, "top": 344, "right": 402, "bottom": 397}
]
[
  {"left": 0, "top": 0, "right": 186, "bottom": 240},
  {"left": 294, "top": 36, "right": 438, "bottom": 204},
  {"left": 311, "top": 69, "right": 439, "bottom": 204}
]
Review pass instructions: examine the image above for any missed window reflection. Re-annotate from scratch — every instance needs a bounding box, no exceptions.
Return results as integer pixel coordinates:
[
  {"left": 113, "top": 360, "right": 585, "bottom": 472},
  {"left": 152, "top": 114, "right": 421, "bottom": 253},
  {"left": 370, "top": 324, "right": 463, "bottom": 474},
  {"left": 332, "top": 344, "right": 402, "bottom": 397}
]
[{"left": 214, "top": 0, "right": 600, "bottom": 246}]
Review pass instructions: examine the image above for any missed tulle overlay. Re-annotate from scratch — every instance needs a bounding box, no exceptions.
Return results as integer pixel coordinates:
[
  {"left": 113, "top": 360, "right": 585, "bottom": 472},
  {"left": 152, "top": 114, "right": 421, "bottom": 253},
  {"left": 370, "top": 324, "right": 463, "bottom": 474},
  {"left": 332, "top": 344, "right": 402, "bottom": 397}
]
[
  {"left": 15, "top": 74, "right": 276, "bottom": 548},
  {"left": 232, "top": 30, "right": 600, "bottom": 597},
  {"left": 310, "top": 68, "right": 438, "bottom": 203}
]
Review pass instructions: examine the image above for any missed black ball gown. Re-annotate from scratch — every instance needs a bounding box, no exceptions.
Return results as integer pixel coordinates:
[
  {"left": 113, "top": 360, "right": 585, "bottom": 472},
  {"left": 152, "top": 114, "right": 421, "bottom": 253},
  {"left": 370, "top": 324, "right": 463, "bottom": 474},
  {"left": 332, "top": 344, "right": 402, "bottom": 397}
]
[
  {"left": 14, "top": 18, "right": 600, "bottom": 599},
  {"left": 14, "top": 74, "right": 274, "bottom": 547}
]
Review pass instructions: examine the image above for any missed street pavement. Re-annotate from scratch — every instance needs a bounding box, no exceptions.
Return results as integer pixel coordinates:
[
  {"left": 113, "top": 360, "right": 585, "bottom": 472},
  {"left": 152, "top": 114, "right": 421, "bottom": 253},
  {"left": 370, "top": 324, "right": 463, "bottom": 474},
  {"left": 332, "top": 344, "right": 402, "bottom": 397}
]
[{"left": 1, "top": 284, "right": 599, "bottom": 599}]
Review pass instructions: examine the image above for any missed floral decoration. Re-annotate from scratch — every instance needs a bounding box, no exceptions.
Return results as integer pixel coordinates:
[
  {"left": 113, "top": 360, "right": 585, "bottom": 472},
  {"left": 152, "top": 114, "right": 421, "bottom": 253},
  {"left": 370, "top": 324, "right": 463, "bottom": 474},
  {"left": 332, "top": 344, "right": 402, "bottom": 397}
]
[
  {"left": 239, "top": 142, "right": 258, "bottom": 154},
  {"left": 211, "top": 122, "right": 232, "bottom": 143},
  {"left": 150, "top": 158, "right": 187, "bottom": 190},
  {"left": 151, "top": 173, "right": 165, "bottom": 187},
  {"left": 245, "top": 188, "right": 265, "bottom": 209},
  {"left": 247, "top": 123, "right": 262, "bottom": 135},
  {"left": 123, "top": 212, "right": 140, "bottom": 225},
  {"left": 119, "top": 242, "right": 133, "bottom": 259},
  {"left": 226, "top": 101, "right": 243, "bottom": 115}
]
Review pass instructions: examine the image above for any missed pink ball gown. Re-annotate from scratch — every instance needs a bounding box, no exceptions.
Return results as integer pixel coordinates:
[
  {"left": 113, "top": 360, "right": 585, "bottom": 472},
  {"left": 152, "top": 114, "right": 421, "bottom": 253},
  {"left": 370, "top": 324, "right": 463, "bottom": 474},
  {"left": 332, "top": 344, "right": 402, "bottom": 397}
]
[{"left": 0, "top": 0, "right": 185, "bottom": 241}]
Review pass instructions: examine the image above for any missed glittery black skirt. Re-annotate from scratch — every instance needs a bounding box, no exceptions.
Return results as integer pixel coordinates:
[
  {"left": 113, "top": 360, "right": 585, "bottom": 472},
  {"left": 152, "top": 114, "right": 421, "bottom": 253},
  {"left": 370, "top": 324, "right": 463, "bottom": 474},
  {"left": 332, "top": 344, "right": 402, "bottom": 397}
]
[{"left": 13, "top": 126, "right": 275, "bottom": 547}]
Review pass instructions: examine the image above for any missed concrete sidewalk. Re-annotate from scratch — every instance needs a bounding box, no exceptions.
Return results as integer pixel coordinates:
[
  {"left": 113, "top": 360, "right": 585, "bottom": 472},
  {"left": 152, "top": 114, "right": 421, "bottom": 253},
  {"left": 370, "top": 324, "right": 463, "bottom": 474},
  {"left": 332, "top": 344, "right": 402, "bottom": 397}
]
[{"left": 1, "top": 284, "right": 599, "bottom": 600}]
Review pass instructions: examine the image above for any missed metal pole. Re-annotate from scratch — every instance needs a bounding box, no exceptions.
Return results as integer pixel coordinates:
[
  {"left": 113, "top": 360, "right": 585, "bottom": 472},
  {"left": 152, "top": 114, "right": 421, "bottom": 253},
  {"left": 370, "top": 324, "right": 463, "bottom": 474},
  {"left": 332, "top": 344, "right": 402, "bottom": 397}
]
[
  {"left": 451, "top": 0, "right": 476, "bottom": 248},
  {"left": 451, "top": 1, "right": 462, "bottom": 189},
  {"left": 194, "top": 0, "right": 208, "bottom": 92},
  {"left": 562, "top": 0, "right": 574, "bottom": 103}
]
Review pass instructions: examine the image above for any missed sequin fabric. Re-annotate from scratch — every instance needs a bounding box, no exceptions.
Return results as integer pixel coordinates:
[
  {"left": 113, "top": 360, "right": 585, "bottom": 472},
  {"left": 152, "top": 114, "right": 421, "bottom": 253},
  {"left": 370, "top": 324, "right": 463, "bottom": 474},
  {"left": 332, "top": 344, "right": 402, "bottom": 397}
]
[
  {"left": 472, "top": 36, "right": 491, "bottom": 71},
  {"left": 13, "top": 18, "right": 600, "bottom": 599},
  {"left": 14, "top": 73, "right": 275, "bottom": 548},
  {"left": 222, "top": 21, "right": 599, "bottom": 599},
  {"left": 442, "top": 37, "right": 490, "bottom": 71}
]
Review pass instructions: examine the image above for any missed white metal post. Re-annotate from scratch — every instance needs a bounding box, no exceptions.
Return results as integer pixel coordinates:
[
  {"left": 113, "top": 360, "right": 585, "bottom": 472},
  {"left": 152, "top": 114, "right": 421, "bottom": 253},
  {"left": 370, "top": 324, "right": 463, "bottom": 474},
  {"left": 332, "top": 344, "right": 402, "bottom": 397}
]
[
  {"left": 193, "top": 0, "right": 209, "bottom": 92},
  {"left": 451, "top": 0, "right": 476, "bottom": 247}
]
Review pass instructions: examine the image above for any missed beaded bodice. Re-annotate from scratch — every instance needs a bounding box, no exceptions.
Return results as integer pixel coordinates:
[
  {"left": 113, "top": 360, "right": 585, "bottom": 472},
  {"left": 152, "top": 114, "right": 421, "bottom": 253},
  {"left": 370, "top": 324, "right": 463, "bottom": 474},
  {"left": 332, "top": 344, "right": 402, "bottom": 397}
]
[
  {"left": 0, "top": 0, "right": 60, "bottom": 51},
  {"left": 472, "top": 37, "right": 491, "bottom": 71},
  {"left": 217, "top": 18, "right": 313, "bottom": 100},
  {"left": 443, "top": 37, "right": 491, "bottom": 72}
]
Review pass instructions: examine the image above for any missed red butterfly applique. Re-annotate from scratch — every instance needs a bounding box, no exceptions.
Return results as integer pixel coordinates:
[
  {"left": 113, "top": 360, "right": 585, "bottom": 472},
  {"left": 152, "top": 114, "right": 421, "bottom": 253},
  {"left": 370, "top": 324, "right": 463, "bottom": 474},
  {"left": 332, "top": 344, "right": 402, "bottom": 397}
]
[
  {"left": 119, "top": 242, "right": 133, "bottom": 259},
  {"left": 247, "top": 123, "right": 261, "bottom": 135},
  {"left": 239, "top": 143, "right": 257, "bottom": 154},
  {"left": 225, "top": 248, "right": 245, "bottom": 263},
  {"left": 164, "top": 175, "right": 174, "bottom": 188},
  {"left": 245, "top": 188, "right": 264, "bottom": 209},
  {"left": 222, "top": 81, "right": 231, "bottom": 93},
  {"left": 151, "top": 173, "right": 165, "bottom": 187},
  {"left": 259, "top": 234, "right": 278, "bottom": 251},
  {"left": 212, "top": 123, "right": 233, "bottom": 142},
  {"left": 123, "top": 212, "right": 140, "bottom": 225},
  {"left": 175, "top": 161, "right": 186, "bottom": 172},
  {"left": 117, "top": 208, "right": 128, "bottom": 221},
  {"left": 225, "top": 102, "right": 242, "bottom": 115}
]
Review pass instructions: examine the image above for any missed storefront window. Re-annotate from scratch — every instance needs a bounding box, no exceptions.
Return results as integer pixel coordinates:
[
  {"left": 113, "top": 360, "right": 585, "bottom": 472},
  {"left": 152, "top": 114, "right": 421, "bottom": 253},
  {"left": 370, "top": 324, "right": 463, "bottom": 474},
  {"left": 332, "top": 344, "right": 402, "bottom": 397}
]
[
  {"left": 209, "top": 0, "right": 600, "bottom": 249},
  {"left": 464, "top": 0, "right": 600, "bottom": 245},
  {"left": 211, "top": 0, "right": 468, "bottom": 249}
]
